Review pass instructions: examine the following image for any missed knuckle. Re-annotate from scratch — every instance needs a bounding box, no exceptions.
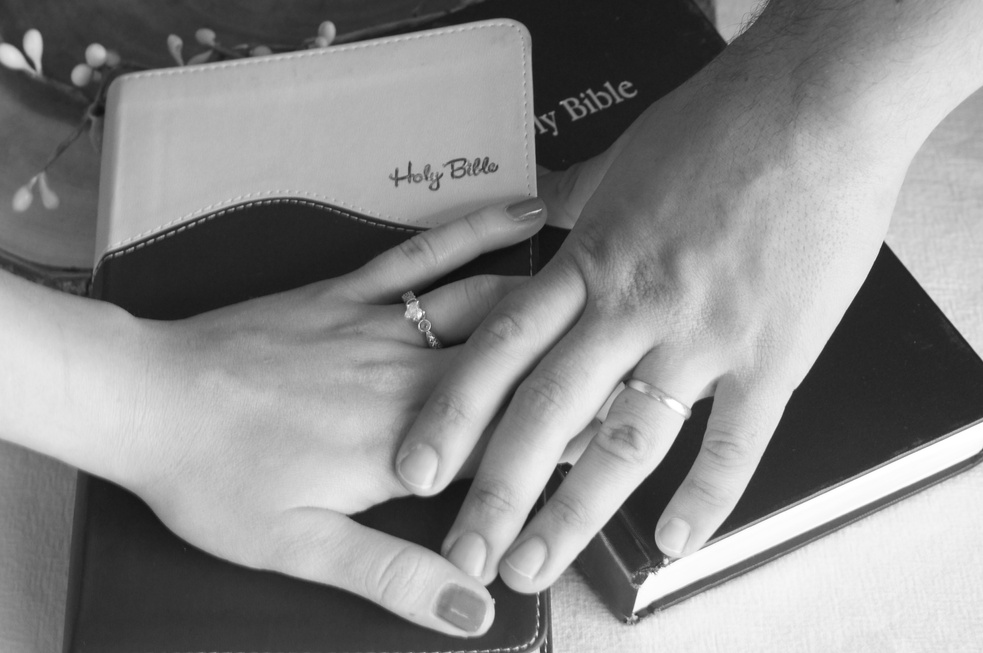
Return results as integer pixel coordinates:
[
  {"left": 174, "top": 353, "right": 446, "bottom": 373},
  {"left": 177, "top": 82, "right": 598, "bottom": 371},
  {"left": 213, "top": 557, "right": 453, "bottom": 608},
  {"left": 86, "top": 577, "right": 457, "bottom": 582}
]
[
  {"left": 255, "top": 518, "right": 335, "bottom": 576},
  {"left": 547, "top": 492, "right": 591, "bottom": 531},
  {"left": 469, "top": 477, "right": 519, "bottom": 519},
  {"left": 463, "top": 275, "right": 500, "bottom": 315},
  {"left": 257, "top": 521, "right": 305, "bottom": 568},
  {"left": 566, "top": 219, "right": 608, "bottom": 275},
  {"left": 428, "top": 390, "right": 473, "bottom": 429},
  {"left": 465, "top": 273, "right": 496, "bottom": 298},
  {"left": 512, "top": 372, "right": 569, "bottom": 422},
  {"left": 699, "top": 423, "right": 761, "bottom": 473},
  {"left": 374, "top": 546, "right": 428, "bottom": 608},
  {"left": 460, "top": 211, "right": 490, "bottom": 243},
  {"left": 611, "top": 256, "right": 686, "bottom": 318},
  {"left": 593, "top": 420, "right": 656, "bottom": 467},
  {"left": 397, "top": 233, "right": 444, "bottom": 271},
  {"left": 556, "top": 162, "right": 588, "bottom": 208},
  {"left": 556, "top": 220, "right": 616, "bottom": 286},
  {"left": 474, "top": 310, "right": 526, "bottom": 350},
  {"left": 353, "top": 355, "right": 412, "bottom": 391},
  {"left": 682, "top": 473, "right": 736, "bottom": 510}
]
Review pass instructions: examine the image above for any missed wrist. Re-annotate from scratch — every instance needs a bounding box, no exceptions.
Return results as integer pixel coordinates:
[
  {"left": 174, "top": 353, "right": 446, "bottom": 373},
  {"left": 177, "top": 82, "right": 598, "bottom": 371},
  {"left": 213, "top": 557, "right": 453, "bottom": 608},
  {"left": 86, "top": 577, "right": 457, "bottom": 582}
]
[
  {"left": 713, "top": 0, "right": 983, "bottom": 171},
  {"left": 0, "top": 272, "right": 150, "bottom": 484}
]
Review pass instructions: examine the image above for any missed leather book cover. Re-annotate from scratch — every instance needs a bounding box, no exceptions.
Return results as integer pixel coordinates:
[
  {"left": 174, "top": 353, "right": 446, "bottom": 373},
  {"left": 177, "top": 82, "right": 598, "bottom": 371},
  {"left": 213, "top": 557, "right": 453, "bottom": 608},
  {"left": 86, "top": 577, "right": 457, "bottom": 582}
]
[
  {"left": 403, "top": 0, "right": 727, "bottom": 259},
  {"left": 66, "top": 20, "right": 550, "bottom": 653},
  {"left": 573, "top": 245, "right": 983, "bottom": 621}
]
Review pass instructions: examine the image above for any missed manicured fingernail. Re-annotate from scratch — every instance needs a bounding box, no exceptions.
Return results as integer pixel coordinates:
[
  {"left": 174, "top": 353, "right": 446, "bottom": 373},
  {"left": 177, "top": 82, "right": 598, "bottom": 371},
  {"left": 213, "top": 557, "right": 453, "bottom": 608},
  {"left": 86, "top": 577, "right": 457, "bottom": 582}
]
[
  {"left": 396, "top": 444, "right": 439, "bottom": 490},
  {"left": 434, "top": 583, "right": 487, "bottom": 633},
  {"left": 503, "top": 536, "right": 548, "bottom": 580},
  {"left": 656, "top": 517, "right": 691, "bottom": 557},
  {"left": 506, "top": 197, "right": 545, "bottom": 221},
  {"left": 447, "top": 532, "right": 487, "bottom": 578}
]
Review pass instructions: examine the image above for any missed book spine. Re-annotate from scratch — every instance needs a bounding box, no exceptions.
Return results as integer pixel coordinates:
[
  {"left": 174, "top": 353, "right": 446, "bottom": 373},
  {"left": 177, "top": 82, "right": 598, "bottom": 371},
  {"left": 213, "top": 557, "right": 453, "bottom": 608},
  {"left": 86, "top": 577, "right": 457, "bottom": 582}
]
[
  {"left": 550, "top": 466, "right": 653, "bottom": 622},
  {"left": 635, "top": 442, "right": 983, "bottom": 618},
  {"left": 575, "top": 517, "right": 649, "bottom": 623},
  {"left": 61, "top": 472, "right": 91, "bottom": 653}
]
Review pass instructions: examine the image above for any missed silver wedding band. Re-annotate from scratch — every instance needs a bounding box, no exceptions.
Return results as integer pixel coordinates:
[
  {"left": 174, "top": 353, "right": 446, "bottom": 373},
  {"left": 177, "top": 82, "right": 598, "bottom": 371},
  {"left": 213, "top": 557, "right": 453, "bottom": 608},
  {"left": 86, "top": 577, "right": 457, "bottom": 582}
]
[
  {"left": 625, "top": 379, "right": 692, "bottom": 420},
  {"left": 402, "top": 291, "right": 442, "bottom": 349}
]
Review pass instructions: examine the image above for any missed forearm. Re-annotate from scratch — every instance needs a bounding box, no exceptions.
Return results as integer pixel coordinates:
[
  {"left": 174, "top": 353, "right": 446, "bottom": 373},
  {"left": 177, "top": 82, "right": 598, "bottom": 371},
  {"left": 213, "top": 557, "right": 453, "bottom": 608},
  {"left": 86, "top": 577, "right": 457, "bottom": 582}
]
[
  {"left": 0, "top": 270, "right": 142, "bottom": 482},
  {"left": 717, "top": 0, "right": 983, "bottom": 164}
]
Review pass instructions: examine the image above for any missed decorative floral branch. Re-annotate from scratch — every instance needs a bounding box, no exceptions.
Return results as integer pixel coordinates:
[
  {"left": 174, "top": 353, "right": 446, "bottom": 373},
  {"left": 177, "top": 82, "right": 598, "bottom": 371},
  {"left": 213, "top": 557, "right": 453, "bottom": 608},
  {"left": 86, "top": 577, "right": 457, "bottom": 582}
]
[
  {"left": 0, "top": 28, "right": 44, "bottom": 78},
  {"left": 2, "top": 22, "right": 341, "bottom": 214},
  {"left": 2, "top": 0, "right": 490, "bottom": 215}
]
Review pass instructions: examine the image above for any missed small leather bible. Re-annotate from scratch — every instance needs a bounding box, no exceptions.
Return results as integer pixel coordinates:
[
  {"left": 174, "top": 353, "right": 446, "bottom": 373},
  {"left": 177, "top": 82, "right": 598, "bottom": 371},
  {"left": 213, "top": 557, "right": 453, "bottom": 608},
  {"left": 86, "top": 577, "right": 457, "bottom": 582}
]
[{"left": 67, "top": 20, "right": 550, "bottom": 653}]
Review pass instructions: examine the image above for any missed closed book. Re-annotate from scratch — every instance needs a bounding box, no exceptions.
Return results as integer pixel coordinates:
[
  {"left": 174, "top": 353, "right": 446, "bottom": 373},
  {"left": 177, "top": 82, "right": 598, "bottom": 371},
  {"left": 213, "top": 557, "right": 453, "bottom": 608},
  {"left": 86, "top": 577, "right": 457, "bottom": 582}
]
[
  {"left": 413, "top": 0, "right": 726, "bottom": 265},
  {"left": 66, "top": 20, "right": 550, "bottom": 653},
  {"left": 569, "top": 245, "right": 983, "bottom": 621}
]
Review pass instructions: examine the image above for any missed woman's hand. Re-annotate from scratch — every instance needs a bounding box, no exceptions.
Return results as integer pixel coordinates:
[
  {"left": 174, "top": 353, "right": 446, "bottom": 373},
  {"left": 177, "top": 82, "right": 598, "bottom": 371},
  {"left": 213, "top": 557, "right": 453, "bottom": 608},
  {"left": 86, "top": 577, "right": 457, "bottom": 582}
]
[{"left": 105, "top": 199, "right": 546, "bottom": 636}]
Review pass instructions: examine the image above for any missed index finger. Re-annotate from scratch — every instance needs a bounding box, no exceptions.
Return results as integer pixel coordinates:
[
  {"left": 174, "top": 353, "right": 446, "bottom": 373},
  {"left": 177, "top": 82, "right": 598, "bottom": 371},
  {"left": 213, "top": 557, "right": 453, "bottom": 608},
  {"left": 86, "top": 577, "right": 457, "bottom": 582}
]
[
  {"left": 394, "top": 262, "right": 587, "bottom": 498},
  {"left": 344, "top": 198, "right": 546, "bottom": 303},
  {"left": 439, "top": 320, "right": 647, "bottom": 584}
]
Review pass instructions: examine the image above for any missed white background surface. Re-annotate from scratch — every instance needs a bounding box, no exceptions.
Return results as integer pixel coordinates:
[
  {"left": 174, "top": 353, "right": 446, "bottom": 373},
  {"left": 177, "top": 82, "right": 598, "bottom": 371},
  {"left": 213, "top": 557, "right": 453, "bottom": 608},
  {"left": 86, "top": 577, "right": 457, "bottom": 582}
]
[{"left": 2, "top": 2, "right": 982, "bottom": 651}]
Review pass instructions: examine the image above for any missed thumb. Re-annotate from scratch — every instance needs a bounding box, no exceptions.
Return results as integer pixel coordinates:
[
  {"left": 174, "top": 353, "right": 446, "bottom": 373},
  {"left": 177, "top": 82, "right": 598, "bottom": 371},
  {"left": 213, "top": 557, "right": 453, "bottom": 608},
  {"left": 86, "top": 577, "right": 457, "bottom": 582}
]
[
  {"left": 267, "top": 510, "right": 495, "bottom": 637},
  {"left": 537, "top": 158, "right": 609, "bottom": 230},
  {"left": 538, "top": 110, "right": 646, "bottom": 229}
]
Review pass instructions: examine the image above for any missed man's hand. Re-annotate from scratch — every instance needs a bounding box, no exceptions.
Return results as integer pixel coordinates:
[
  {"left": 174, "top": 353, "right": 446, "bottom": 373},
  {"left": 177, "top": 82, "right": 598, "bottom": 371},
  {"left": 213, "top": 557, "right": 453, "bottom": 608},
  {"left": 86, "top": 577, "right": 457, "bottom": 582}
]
[{"left": 394, "top": 0, "right": 983, "bottom": 592}]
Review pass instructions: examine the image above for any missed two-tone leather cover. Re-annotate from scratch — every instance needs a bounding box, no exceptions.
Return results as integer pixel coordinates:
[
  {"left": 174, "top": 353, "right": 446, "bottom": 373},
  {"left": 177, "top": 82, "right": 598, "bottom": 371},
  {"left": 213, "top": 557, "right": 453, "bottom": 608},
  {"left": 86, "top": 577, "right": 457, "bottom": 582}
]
[
  {"left": 94, "top": 18, "right": 536, "bottom": 264},
  {"left": 67, "top": 20, "right": 550, "bottom": 653}
]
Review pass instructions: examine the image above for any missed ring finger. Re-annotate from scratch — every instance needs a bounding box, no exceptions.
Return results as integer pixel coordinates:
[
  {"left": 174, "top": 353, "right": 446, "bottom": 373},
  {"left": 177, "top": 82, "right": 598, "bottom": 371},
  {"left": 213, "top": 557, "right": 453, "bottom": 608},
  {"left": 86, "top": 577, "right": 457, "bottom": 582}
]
[
  {"left": 497, "top": 365, "right": 702, "bottom": 592},
  {"left": 385, "top": 275, "right": 528, "bottom": 348}
]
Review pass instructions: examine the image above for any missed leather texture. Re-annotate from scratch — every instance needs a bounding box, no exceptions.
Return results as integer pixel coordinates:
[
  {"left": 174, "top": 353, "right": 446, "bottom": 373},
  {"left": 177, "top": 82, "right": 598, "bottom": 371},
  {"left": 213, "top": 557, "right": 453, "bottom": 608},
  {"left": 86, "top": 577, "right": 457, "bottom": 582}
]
[
  {"left": 74, "top": 201, "right": 548, "bottom": 653},
  {"left": 70, "top": 18, "right": 547, "bottom": 653},
  {"left": 74, "top": 202, "right": 548, "bottom": 653},
  {"left": 95, "top": 19, "right": 535, "bottom": 260},
  {"left": 573, "top": 245, "right": 983, "bottom": 621},
  {"left": 91, "top": 197, "right": 536, "bottom": 315}
]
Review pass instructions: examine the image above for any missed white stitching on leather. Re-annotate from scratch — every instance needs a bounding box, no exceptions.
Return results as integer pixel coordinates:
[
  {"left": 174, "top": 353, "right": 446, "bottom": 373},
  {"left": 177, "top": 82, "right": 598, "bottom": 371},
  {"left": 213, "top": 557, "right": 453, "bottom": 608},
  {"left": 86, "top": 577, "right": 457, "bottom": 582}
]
[
  {"left": 104, "top": 22, "right": 535, "bottom": 256},
  {"left": 107, "top": 190, "right": 401, "bottom": 254},
  {"left": 91, "top": 198, "right": 418, "bottom": 280},
  {"left": 126, "top": 594, "right": 541, "bottom": 653},
  {"left": 517, "top": 26, "right": 534, "bottom": 200},
  {"left": 120, "top": 23, "right": 529, "bottom": 81},
  {"left": 92, "top": 197, "right": 538, "bottom": 289}
]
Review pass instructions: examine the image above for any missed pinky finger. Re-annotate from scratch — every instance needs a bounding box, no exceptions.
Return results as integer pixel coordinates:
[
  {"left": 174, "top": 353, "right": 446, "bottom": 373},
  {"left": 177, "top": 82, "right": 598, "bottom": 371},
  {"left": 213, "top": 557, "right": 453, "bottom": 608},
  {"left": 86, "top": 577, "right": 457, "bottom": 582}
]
[{"left": 654, "top": 379, "right": 790, "bottom": 558}]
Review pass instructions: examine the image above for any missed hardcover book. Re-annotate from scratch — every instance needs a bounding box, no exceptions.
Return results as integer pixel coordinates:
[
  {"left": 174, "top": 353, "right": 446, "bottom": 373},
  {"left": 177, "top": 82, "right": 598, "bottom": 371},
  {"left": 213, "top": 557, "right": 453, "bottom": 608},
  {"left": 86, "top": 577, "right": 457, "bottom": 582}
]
[
  {"left": 568, "top": 246, "right": 983, "bottom": 621},
  {"left": 417, "top": 0, "right": 727, "bottom": 261},
  {"left": 67, "top": 20, "right": 550, "bottom": 653}
]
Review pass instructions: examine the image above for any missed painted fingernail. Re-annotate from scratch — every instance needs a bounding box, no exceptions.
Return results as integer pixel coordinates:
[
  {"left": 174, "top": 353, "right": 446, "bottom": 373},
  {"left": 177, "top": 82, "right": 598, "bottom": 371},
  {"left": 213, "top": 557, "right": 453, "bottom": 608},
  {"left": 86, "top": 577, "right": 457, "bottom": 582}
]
[
  {"left": 434, "top": 583, "right": 487, "bottom": 633},
  {"left": 503, "top": 536, "right": 548, "bottom": 580},
  {"left": 506, "top": 197, "right": 545, "bottom": 221},
  {"left": 656, "top": 517, "right": 691, "bottom": 557},
  {"left": 396, "top": 444, "right": 439, "bottom": 490},
  {"left": 447, "top": 532, "right": 487, "bottom": 578}
]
